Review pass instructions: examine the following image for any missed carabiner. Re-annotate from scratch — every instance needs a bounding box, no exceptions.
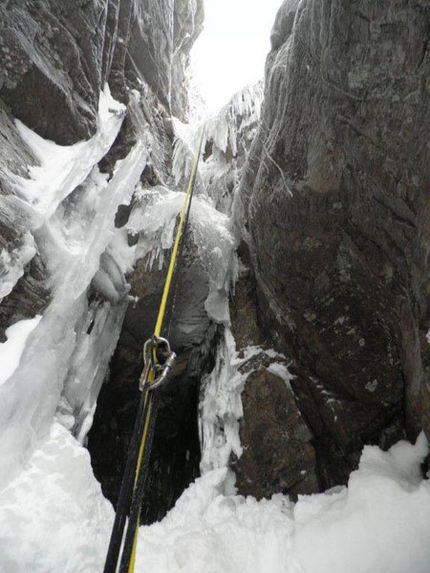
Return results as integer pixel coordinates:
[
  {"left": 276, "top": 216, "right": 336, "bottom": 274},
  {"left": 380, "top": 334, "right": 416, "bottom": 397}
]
[{"left": 138, "top": 335, "right": 176, "bottom": 391}]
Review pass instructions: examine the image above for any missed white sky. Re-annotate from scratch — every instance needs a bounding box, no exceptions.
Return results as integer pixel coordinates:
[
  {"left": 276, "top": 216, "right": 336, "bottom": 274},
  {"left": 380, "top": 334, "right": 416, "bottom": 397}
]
[{"left": 191, "top": 0, "right": 283, "bottom": 115}]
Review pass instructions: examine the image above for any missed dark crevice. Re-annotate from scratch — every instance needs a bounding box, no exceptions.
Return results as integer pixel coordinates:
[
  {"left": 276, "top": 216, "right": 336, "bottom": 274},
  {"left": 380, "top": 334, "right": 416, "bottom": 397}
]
[
  {"left": 87, "top": 287, "right": 221, "bottom": 524},
  {"left": 88, "top": 361, "right": 202, "bottom": 524}
]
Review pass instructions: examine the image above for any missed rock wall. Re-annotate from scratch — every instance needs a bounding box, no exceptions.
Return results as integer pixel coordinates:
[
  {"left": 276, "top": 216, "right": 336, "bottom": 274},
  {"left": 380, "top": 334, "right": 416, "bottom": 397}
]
[
  {"left": 237, "top": 0, "right": 430, "bottom": 488},
  {"left": 0, "top": 0, "right": 202, "bottom": 148}
]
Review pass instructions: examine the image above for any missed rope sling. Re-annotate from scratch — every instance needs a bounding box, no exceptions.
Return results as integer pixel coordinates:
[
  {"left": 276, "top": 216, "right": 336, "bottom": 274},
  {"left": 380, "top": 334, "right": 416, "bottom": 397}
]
[{"left": 103, "top": 128, "right": 205, "bottom": 573}]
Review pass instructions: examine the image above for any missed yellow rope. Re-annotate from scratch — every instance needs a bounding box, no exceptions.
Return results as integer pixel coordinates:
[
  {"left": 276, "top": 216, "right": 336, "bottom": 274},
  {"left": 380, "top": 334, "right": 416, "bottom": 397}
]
[
  {"left": 153, "top": 128, "right": 204, "bottom": 337},
  {"left": 126, "top": 128, "right": 204, "bottom": 573},
  {"left": 127, "top": 395, "right": 151, "bottom": 573}
]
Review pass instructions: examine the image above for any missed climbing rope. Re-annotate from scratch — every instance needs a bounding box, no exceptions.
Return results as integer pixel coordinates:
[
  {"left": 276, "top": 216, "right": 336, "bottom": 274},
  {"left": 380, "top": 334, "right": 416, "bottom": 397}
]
[{"left": 103, "top": 127, "right": 204, "bottom": 573}]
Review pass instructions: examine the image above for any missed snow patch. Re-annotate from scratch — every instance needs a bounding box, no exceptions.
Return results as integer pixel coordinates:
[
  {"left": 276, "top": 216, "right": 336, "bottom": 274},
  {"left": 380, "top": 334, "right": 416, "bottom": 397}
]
[
  {"left": 1, "top": 428, "right": 429, "bottom": 572},
  {"left": 133, "top": 433, "right": 430, "bottom": 573},
  {"left": 267, "top": 362, "right": 294, "bottom": 389},
  {"left": 0, "top": 422, "right": 113, "bottom": 572},
  {"left": 0, "top": 315, "right": 42, "bottom": 386}
]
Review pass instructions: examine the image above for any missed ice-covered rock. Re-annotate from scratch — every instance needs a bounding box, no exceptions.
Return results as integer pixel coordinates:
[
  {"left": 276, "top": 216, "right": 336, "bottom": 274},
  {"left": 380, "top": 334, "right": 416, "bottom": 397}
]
[{"left": 172, "top": 82, "right": 264, "bottom": 215}]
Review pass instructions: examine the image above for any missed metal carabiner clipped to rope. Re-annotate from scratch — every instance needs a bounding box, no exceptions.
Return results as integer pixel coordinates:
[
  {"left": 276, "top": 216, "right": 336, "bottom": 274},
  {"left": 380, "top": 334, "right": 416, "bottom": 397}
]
[{"left": 139, "top": 335, "right": 176, "bottom": 392}]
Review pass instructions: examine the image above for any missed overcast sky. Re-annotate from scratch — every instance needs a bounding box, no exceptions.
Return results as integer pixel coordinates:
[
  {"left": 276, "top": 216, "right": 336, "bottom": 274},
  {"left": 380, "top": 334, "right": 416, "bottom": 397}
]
[{"left": 191, "top": 0, "right": 283, "bottom": 115}]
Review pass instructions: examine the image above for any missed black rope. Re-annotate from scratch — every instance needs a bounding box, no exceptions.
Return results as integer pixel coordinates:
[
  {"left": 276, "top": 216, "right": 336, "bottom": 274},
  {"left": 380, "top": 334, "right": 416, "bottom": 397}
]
[
  {"left": 118, "top": 391, "right": 161, "bottom": 573},
  {"left": 103, "top": 386, "right": 151, "bottom": 573}
]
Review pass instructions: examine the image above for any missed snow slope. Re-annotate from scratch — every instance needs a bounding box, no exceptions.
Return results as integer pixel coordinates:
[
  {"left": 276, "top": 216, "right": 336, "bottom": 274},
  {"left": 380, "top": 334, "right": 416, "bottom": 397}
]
[{"left": 0, "top": 423, "right": 429, "bottom": 573}]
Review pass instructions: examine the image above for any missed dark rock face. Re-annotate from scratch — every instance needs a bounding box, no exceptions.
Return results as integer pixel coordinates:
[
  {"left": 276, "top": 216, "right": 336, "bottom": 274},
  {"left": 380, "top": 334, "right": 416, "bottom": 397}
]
[
  {"left": 235, "top": 367, "right": 317, "bottom": 498},
  {"left": 0, "top": 0, "right": 203, "bottom": 145},
  {"left": 238, "top": 0, "right": 430, "bottom": 488},
  {"left": 0, "top": 0, "right": 106, "bottom": 144},
  {"left": 230, "top": 248, "right": 318, "bottom": 498}
]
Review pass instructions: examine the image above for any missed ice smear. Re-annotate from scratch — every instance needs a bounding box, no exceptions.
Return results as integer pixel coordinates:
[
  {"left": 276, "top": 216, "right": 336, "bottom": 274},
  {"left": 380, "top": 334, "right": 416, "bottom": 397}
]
[
  {"left": 14, "top": 86, "right": 125, "bottom": 219},
  {"left": 203, "top": 82, "right": 264, "bottom": 157},
  {"left": 171, "top": 120, "right": 204, "bottom": 189},
  {"left": 60, "top": 295, "right": 129, "bottom": 444},
  {"left": 172, "top": 82, "right": 263, "bottom": 216},
  {"left": 37, "top": 141, "right": 148, "bottom": 301},
  {"left": 0, "top": 315, "right": 42, "bottom": 386},
  {"left": 199, "top": 330, "right": 280, "bottom": 473},
  {"left": 199, "top": 335, "right": 295, "bottom": 477},
  {"left": 191, "top": 198, "right": 238, "bottom": 323},
  {"left": 202, "top": 82, "right": 263, "bottom": 216},
  {"left": 1, "top": 85, "right": 126, "bottom": 301},
  {"left": 199, "top": 328, "right": 244, "bottom": 473}
]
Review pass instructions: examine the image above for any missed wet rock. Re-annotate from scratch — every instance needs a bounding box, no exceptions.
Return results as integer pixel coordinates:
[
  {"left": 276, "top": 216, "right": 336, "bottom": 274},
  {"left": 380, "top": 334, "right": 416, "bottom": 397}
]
[{"left": 238, "top": 0, "right": 430, "bottom": 485}]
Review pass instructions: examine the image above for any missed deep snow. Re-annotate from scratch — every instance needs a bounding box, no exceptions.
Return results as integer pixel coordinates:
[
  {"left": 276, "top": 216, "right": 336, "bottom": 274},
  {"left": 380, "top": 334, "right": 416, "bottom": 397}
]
[{"left": 0, "top": 420, "right": 429, "bottom": 573}]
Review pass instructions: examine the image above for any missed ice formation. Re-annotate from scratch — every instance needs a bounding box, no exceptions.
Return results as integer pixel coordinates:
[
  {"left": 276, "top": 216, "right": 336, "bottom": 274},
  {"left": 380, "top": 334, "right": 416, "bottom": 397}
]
[
  {"left": 172, "top": 82, "right": 264, "bottom": 215},
  {"left": 0, "top": 87, "right": 145, "bottom": 488},
  {"left": 127, "top": 182, "right": 238, "bottom": 324},
  {"left": 0, "top": 83, "right": 246, "bottom": 488}
]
